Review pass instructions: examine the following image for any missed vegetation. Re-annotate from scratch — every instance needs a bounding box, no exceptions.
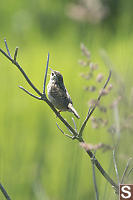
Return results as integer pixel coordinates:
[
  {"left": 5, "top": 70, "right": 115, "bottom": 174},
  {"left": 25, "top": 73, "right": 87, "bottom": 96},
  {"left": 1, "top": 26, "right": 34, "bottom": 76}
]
[{"left": 0, "top": 0, "right": 133, "bottom": 199}]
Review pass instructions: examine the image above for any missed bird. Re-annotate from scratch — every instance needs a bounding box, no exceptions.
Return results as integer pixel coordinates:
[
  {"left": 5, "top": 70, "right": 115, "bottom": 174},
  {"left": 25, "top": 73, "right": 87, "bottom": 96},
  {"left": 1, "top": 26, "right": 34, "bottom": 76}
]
[{"left": 47, "top": 68, "right": 80, "bottom": 119}]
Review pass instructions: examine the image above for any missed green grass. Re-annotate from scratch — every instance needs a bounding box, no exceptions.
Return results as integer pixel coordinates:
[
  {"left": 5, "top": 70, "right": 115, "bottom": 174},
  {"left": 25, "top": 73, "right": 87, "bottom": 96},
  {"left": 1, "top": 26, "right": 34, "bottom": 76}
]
[{"left": 0, "top": 1, "right": 133, "bottom": 199}]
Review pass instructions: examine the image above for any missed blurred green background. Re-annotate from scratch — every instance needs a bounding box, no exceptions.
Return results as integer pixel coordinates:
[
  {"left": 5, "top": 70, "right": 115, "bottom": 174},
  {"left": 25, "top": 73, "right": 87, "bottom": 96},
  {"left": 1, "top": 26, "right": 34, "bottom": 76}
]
[{"left": 0, "top": 0, "right": 133, "bottom": 199}]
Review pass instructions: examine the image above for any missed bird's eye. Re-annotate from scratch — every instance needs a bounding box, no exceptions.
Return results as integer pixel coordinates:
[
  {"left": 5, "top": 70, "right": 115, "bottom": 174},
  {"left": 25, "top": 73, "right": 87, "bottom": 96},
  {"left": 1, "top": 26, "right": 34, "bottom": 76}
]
[{"left": 51, "top": 72, "right": 54, "bottom": 76}]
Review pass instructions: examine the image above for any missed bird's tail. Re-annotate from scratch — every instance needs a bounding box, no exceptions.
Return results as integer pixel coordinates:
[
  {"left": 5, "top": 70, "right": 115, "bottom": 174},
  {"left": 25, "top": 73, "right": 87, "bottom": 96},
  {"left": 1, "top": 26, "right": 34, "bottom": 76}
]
[{"left": 68, "top": 103, "right": 80, "bottom": 119}]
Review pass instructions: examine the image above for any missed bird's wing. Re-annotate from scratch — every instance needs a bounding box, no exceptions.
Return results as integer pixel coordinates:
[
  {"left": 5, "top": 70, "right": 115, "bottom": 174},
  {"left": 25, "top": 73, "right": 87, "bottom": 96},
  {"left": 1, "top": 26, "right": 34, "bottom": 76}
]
[
  {"left": 57, "top": 81, "right": 73, "bottom": 104},
  {"left": 66, "top": 89, "right": 73, "bottom": 104}
]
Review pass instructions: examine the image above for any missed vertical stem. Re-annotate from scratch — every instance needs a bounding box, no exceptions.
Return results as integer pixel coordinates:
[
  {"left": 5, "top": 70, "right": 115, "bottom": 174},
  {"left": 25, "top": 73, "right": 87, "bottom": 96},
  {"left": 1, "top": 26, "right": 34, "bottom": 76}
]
[
  {"left": 43, "top": 52, "right": 49, "bottom": 95},
  {"left": 113, "top": 150, "right": 120, "bottom": 184},
  {"left": 91, "top": 153, "right": 99, "bottom": 200}
]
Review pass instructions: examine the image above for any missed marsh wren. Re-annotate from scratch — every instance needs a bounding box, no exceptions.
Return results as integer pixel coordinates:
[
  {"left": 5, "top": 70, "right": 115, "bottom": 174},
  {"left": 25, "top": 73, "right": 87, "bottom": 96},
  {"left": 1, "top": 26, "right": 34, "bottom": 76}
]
[{"left": 47, "top": 69, "right": 80, "bottom": 119}]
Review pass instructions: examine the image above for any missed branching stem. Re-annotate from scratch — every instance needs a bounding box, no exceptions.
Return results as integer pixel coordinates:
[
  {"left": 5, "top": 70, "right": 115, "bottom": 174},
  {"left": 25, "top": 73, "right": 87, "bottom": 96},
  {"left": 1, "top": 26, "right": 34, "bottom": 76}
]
[{"left": 0, "top": 40, "right": 119, "bottom": 194}]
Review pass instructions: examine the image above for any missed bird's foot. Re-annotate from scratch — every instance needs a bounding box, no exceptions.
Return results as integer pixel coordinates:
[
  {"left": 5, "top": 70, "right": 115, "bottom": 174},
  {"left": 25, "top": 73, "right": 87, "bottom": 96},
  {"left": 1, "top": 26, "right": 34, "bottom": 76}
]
[{"left": 56, "top": 110, "right": 62, "bottom": 118}]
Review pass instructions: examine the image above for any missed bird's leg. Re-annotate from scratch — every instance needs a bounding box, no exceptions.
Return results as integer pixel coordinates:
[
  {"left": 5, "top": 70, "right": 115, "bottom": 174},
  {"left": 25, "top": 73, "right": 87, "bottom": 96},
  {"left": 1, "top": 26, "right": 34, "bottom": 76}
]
[{"left": 56, "top": 110, "right": 62, "bottom": 118}]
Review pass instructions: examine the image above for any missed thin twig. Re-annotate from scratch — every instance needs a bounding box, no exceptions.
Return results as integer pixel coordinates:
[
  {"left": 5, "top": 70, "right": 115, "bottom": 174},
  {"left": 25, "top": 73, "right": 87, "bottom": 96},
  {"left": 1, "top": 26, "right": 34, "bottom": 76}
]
[
  {"left": 79, "top": 107, "right": 91, "bottom": 136},
  {"left": 121, "top": 158, "right": 132, "bottom": 184},
  {"left": 66, "top": 126, "right": 73, "bottom": 135},
  {"left": 19, "top": 86, "right": 41, "bottom": 100},
  {"left": 91, "top": 152, "right": 99, "bottom": 200},
  {"left": 14, "top": 47, "right": 18, "bottom": 61},
  {"left": 113, "top": 149, "right": 120, "bottom": 184},
  {"left": 79, "top": 70, "right": 111, "bottom": 138},
  {"left": 56, "top": 123, "right": 74, "bottom": 139},
  {"left": 126, "top": 167, "right": 133, "bottom": 179},
  {"left": 72, "top": 117, "right": 77, "bottom": 132},
  {"left": 0, "top": 183, "right": 11, "bottom": 200},
  {"left": 4, "top": 39, "right": 12, "bottom": 58},
  {"left": 79, "top": 107, "right": 91, "bottom": 138},
  {"left": 43, "top": 52, "right": 49, "bottom": 95}
]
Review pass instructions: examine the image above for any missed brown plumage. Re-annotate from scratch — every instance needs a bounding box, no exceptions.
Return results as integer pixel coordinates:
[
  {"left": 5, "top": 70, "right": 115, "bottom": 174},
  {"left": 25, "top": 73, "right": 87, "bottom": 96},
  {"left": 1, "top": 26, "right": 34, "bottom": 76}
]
[{"left": 47, "top": 70, "right": 80, "bottom": 119}]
